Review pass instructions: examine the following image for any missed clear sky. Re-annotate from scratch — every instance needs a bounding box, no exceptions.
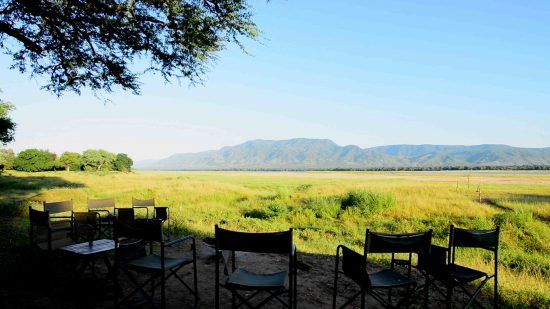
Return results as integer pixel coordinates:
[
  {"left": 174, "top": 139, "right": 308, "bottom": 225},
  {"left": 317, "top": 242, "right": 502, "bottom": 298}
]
[{"left": 1, "top": 0, "right": 549, "bottom": 161}]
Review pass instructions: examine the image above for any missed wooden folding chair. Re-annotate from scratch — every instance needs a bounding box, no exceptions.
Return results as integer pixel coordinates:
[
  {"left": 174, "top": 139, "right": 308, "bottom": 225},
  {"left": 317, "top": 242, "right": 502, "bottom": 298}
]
[
  {"left": 214, "top": 225, "right": 298, "bottom": 309},
  {"left": 29, "top": 206, "right": 74, "bottom": 252},
  {"left": 333, "top": 229, "right": 432, "bottom": 309},
  {"left": 88, "top": 198, "right": 116, "bottom": 238},
  {"left": 113, "top": 218, "right": 198, "bottom": 309},
  {"left": 116, "top": 208, "right": 135, "bottom": 224},
  {"left": 132, "top": 197, "right": 155, "bottom": 219},
  {"left": 435, "top": 225, "right": 500, "bottom": 309}
]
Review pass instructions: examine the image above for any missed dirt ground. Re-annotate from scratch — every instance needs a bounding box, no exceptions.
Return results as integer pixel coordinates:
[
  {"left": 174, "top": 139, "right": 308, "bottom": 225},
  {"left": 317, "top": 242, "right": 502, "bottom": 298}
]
[{"left": 2, "top": 239, "right": 492, "bottom": 309}]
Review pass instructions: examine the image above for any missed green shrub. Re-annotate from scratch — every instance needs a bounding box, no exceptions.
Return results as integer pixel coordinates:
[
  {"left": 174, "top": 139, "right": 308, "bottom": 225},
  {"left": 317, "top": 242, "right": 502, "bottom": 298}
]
[
  {"left": 302, "top": 196, "right": 341, "bottom": 219},
  {"left": 296, "top": 184, "right": 312, "bottom": 192},
  {"left": 494, "top": 210, "right": 534, "bottom": 228},
  {"left": 267, "top": 203, "right": 288, "bottom": 216},
  {"left": 275, "top": 187, "right": 293, "bottom": 200},
  {"left": 243, "top": 203, "right": 288, "bottom": 219},
  {"left": 340, "top": 190, "right": 396, "bottom": 215}
]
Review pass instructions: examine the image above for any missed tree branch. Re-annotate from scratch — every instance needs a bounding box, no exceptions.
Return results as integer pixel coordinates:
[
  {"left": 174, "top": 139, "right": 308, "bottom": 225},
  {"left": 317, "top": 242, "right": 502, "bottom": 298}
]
[{"left": 0, "top": 21, "right": 42, "bottom": 54}]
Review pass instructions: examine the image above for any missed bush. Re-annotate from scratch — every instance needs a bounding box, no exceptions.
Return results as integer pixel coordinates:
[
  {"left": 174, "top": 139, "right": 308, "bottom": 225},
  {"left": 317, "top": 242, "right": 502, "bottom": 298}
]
[
  {"left": 494, "top": 210, "right": 534, "bottom": 228},
  {"left": 243, "top": 203, "right": 288, "bottom": 219},
  {"left": 302, "top": 196, "right": 341, "bottom": 219},
  {"left": 340, "top": 190, "right": 395, "bottom": 215},
  {"left": 13, "top": 149, "right": 56, "bottom": 172}
]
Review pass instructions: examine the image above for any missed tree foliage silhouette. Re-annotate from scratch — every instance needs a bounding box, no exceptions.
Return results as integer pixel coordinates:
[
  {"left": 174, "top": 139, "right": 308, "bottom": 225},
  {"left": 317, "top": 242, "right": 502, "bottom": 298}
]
[
  {"left": 0, "top": 0, "right": 259, "bottom": 95},
  {"left": 0, "top": 99, "right": 15, "bottom": 144}
]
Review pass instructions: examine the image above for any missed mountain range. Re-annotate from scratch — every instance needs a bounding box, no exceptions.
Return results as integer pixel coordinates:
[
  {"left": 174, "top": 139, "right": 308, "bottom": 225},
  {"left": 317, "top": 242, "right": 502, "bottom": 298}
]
[{"left": 134, "top": 138, "right": 550, "bottom": 170}]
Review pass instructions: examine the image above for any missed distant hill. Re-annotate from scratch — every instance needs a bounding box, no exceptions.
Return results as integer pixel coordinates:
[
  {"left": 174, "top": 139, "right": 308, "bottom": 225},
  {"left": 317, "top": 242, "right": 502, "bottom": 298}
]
[{"left": 134, "top": 138, "right": 550, "bottom": 170}]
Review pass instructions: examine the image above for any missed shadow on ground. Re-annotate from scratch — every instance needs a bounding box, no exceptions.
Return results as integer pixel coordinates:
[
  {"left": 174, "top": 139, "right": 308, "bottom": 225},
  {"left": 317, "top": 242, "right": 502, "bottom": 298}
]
[
  {"left": 0, "top": 173, "right": 85, "bottom": 307},
  {"left": 1, "top": 230, "right": 502, "bottom": 309},
  {"left": 0, "top": 173, "right": 84, "bottom": 215}
]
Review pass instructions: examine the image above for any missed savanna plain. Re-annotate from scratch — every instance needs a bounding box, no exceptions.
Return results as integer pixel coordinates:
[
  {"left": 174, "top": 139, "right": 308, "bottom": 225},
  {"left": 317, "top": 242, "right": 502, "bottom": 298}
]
[{"left": 0, "top": 170, "right": 549, "bottom": 308}]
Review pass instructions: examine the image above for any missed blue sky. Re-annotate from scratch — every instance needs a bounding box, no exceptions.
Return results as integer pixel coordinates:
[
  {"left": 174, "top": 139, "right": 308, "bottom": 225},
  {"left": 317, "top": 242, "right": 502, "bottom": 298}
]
[{"left": 1, "top": 0, "right": 549, "bottom": 160}]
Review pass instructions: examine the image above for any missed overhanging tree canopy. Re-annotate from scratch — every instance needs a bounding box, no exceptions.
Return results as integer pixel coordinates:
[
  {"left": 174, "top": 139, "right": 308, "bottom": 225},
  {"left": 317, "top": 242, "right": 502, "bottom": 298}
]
[{"left": 0, "top": 0, "right": 259, "bottom": 95}]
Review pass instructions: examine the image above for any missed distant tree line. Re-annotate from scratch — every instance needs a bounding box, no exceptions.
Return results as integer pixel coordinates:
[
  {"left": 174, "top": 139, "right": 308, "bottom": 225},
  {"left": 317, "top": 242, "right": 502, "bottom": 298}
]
[
  {"left": 329, "top": 165, "right": 550, "bottom": 171},
  {"left": 0, "top": 149, "right": 132, "bottom": 172},
  {"left": 167, "top": 165, "right": 550, "bottom": 172}
]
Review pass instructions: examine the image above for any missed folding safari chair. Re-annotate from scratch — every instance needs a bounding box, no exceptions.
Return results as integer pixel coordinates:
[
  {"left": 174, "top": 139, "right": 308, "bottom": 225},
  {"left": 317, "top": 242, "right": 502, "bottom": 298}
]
[
  {"left": 116, "top": 208, "right": 135, "bottom": 224},
  {"left": 333, "top": 229, "right": 432, "bottom": 309},
  {"left": 154, "top": 206, "right": 169, "bottom": 223},
  {"left": 132, "top": 197, "right": 155, "bottom": 219},
  {"left": 29, "top": 206, "right": 74, "bottom": 252},
  {"left": 214, "top": 225, "right": 298, "bottom": 309},
  {"left": 43, "top": 200, "right": 74, "bottom": 232},
  {"left": 88, "top": 198, "right": 116, "bottom": 238},
  {"left": 435, "top": 225, "right": 500, "bottom": 309},
  {"left": 113, "top": 218, "right": 198, "bottom": 309},
  {"left": 153, "top": 206, "right": 172, "bottom": 236},
  {"left": 71, "top": 212, "right": 101, "bottom": 242}
]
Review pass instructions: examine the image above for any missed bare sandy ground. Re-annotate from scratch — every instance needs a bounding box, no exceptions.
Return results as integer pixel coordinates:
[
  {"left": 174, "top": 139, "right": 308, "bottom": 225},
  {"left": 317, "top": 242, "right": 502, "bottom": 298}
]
[{"left": 98, "top": 240, "right": 488, "bottom": 309}]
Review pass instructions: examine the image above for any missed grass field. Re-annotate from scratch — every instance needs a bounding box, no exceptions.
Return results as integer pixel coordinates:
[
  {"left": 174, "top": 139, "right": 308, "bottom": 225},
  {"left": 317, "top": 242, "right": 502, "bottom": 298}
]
[{"left": 1, "top": 170, "right": 549, "bottom": 307}]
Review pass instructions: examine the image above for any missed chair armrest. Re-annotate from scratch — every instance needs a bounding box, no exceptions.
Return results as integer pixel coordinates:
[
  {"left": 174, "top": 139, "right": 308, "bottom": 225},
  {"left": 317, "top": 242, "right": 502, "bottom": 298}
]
[
  {"left": 88, "top": 210, "right": 103, "bottom": 221},
  {"left": 165, "top": 235, "right": 194, "bottom": 247}
]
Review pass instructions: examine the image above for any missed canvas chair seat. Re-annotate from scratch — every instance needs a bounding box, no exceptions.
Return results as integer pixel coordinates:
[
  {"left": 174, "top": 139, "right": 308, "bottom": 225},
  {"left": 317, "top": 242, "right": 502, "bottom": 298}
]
[
  {"left": 126, "top": 254, "right": 191, "bottom": 272},
  {"left": 227, "top": 268, "right": 288, "bottom": 290},
  {"left": 447, "top": 264, "right": 487, "bottom": 283},
  {"left": 369, "top": 269, "right": 416, "bottom": 288}
]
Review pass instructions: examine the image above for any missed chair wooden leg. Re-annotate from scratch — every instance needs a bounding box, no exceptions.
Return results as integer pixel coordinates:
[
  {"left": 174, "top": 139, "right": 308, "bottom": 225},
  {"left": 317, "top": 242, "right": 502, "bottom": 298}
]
[
  {"left": 360, "top": 290, "right": 366, "bottom": 309},
  {"left": 294, "top": 263, "right": 298, "bottom": 309},
  {"left": 333, "top": 251, "right": 340, "bottom": 309},
  {"left": 161, "top": 274, "right": 166, "bottom": 309},
  {"left": 192, "top": 242, "right": 199, "bottom": 307},
  {"left": 494, "top": 277, "right": 498, "bottom": 309},
  {"left": 215, "top": 254, "right": 220, "bottom": 309},
  {"left": 423, "top": 276, "right": 430, "bottom": 309},
  {"left": 446, "top": 284, "right": 453, "bottom": 309}
]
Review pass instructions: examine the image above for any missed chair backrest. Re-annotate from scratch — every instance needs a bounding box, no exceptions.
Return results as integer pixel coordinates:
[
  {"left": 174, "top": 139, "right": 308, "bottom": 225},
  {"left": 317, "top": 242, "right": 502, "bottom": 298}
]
[
  {"left": 365, "top": 229, "right": 433, "bottom": 256},
  {"left": 132, "top": 197, "right": 155, "bottom": 207},
  {"left": 450, "top": 225, "right": 500, "bottom": 252},
  {"left": 113, "top": 219, "right": 149, "bottom": 264},
  {"left": 29, "top": 207, "right": 50, "bottom": 227},
  {"left": 215, "top": 225, "right": 293, "bottom": 254},
  {"left": 114, "top": 218, "right": 163, "bottom": 243},
  {"left": 339, "top": 245, "right": 367, "bottom": 286},
  {"left": 154, "top": 207, "right": 169, "bottom": 221},
  {"left": 29, "top": 207, "right": 52, "bottom": 249},
  {"left": 117, "top": 208, "right": 135, "bottom": 223},
  {"left": 418, "top": 244, "right": 448, "bottom": 272},
  {"left": 74, "top": 212, "right": 99, "bottom": 227},
  {"left": 43, "top": 200, "right": 73, "bottom": 214},
  {"left": 88, "top": 198, "right": 115, "bottom": 210},
  {"left": 72, "top": 212, "right": 99, "bottom": 241}
]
